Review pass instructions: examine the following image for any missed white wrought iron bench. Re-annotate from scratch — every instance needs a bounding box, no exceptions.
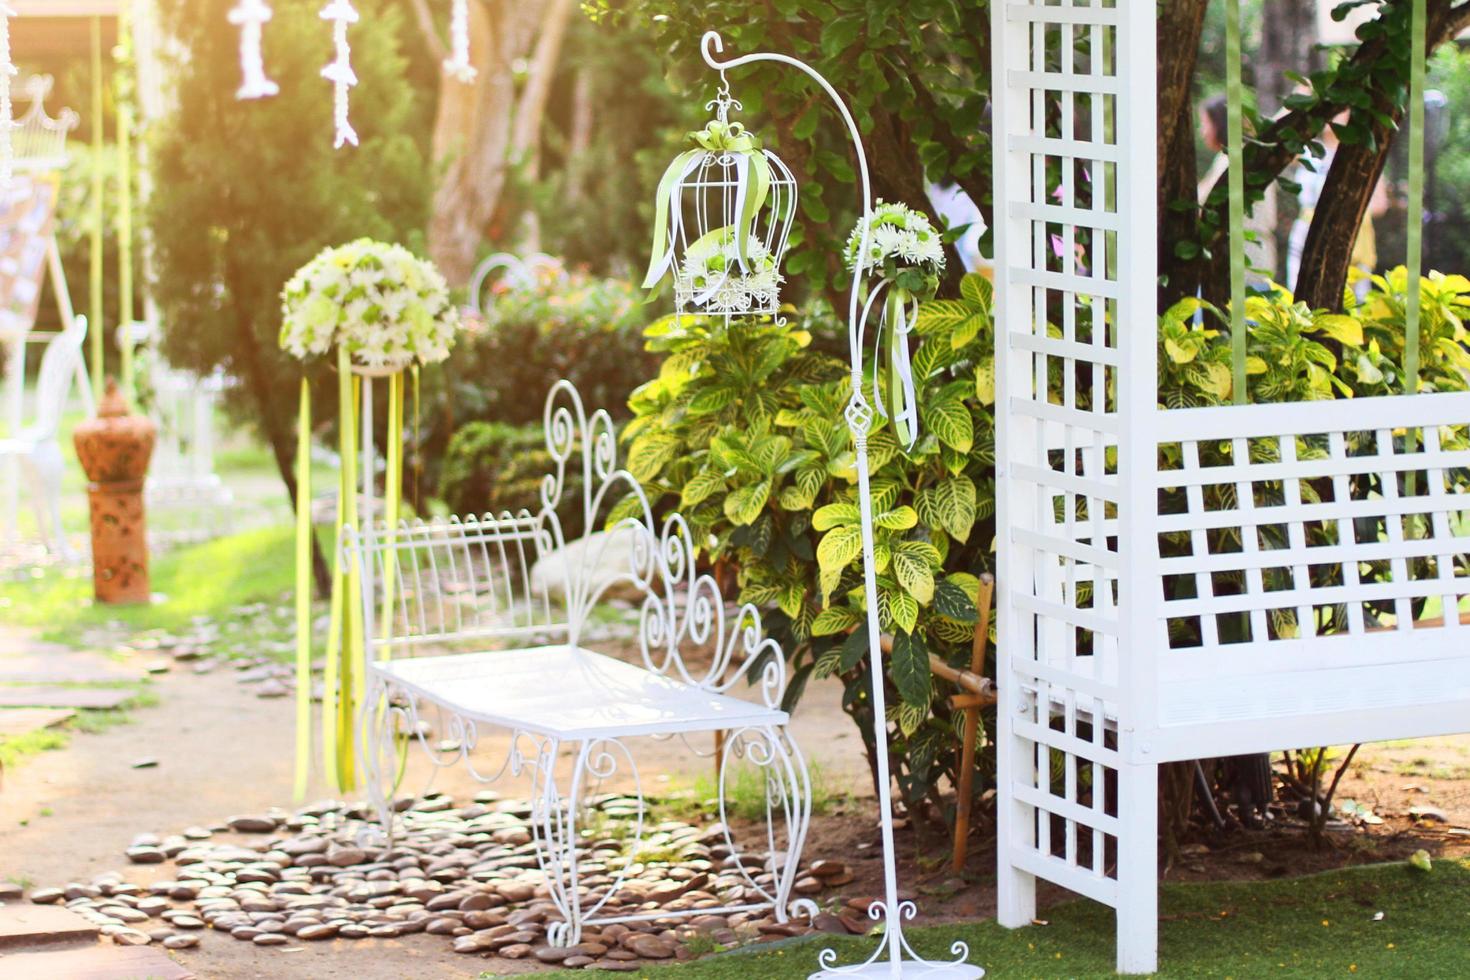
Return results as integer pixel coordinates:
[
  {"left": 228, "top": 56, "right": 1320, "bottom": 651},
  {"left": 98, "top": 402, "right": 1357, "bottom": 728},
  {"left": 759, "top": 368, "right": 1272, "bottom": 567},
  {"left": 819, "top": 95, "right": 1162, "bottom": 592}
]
[{"left": 343, "top": 381, "right": 814, "bottom": 947}]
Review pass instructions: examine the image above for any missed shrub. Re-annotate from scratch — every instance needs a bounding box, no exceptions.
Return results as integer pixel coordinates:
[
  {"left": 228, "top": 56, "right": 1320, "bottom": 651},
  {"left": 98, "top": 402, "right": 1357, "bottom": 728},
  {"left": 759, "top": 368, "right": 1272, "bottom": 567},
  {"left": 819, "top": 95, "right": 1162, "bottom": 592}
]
[
  {"left": 439, "top": 421, "right": 588, "bottom": 540},
  {"left": 419, "top": 271, "right": 657, "bottom": 504},
  {"left": 624, "top": 268, "right": 1470, "bottom": 825},
  {"left": 453, "top": 271, "right": 655, "bottom": 427},
  {"left": 623, "top": 275, "right": 997, "bottom": 814}
]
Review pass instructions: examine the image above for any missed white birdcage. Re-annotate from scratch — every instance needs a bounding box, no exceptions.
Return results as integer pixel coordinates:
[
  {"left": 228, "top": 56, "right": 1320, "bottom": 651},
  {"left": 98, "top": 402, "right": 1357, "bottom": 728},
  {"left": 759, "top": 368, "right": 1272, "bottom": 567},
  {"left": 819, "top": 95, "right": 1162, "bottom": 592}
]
[
  {"left": 644, "top": 85, "right": 797, "bottom": 319},
  {"left": 12, "top": 76, "right": 79, "bottom": 173}
]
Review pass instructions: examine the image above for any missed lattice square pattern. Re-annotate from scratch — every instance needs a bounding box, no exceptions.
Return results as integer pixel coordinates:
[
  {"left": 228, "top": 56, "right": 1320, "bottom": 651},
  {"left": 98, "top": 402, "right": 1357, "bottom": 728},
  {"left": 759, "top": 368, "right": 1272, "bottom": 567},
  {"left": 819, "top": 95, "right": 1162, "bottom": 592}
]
[
  {"left": 997, "top": 0, "right": 1132, "bottom": 900},
  {"left": 1156, "top": 405, "right": 1470, "bottom": 654}
]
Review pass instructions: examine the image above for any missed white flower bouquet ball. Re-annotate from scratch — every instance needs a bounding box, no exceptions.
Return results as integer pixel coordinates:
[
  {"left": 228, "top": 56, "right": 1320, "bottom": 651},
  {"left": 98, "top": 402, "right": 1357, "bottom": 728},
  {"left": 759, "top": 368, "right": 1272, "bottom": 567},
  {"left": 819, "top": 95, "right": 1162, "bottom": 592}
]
[
  {"left": 845, "top": 201, "right": 946, "bottom": 298},
  {"left": 674, "top": 226, "right": 782, "bottom": 315},
  {"left": 280, "top": 239, "right": 461, "bottom": 369}
]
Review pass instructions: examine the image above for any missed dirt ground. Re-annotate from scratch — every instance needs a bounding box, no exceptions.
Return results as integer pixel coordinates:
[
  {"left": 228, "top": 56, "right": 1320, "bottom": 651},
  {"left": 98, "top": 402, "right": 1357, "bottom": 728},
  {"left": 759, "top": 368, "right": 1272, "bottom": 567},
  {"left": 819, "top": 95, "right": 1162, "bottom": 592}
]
[
  {"left": 5, "top": 657, "right": 1470, "bottom": 979},
  {"left": 0, "top": 661, "right": 868, "bottom": 979}
]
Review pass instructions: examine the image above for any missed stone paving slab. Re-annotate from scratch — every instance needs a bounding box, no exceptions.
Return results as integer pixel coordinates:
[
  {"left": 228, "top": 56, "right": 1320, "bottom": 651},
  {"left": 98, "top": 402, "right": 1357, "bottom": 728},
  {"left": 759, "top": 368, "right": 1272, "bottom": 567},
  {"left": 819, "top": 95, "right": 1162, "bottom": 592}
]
[
  {"left": 0, "top": 687, "right": 133, "bottom": 710},
  {"left": 0, "top": 945, "right": 194, "bottom": 979},
  {"left": 0, "top": 707, "right": 75, "bottom": 739},
  {"left": 0, "top": 903, "right": 99, "bottom": 947},
  {"left": 0, "top": 653, "right": 147, "bottom": 685}
]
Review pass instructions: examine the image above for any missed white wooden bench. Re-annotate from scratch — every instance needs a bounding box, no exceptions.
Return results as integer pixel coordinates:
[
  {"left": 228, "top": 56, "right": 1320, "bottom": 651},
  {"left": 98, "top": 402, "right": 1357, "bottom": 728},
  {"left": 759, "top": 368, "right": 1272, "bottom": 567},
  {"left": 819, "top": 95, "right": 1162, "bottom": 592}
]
[{"left": 343, "top": 381, "right": 815, "bottom": 947}]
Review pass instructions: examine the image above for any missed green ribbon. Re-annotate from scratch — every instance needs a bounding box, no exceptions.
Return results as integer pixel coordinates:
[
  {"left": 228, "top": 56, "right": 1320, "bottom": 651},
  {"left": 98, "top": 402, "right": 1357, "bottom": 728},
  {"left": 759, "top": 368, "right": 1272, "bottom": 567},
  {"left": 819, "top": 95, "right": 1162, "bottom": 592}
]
[
  {"left": 293, "top": 378, "right": 312, "bottom": 801},
  {"left": 885, "top": 287, "right": 919, "bottom": 449},
  {"left": 643, "top": 119, "right": 774, "bottom": 292},
  {"left": 1226, "top": 0, "right": 1248, "bottom": 405},
  {"left": 1406, "top": 0, "right": 1425, "bottom": 395},
  {"left": 690, "top": 119, "right": 762, "bottom": 155},
  {"left": 379, "top": 372, "right": 403, "bottom": 644},
  {"left": 1405, "top": 0, "right": 1426, "bottom": 503}
]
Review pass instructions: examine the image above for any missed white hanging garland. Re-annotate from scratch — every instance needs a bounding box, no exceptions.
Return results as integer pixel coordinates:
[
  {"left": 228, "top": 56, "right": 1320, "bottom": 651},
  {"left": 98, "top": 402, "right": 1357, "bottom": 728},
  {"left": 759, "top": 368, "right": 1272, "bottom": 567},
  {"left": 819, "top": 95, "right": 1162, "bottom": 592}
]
[
  {"left": 444, "top": 0, "right": 477, "bottom": 82},
  {"left": 229, "top": 0, "right": 279, "bottom": 100},
  {"left": 0, "top": 3, "right": 16, "bottom": 184},
  {"left": 319, "top": 0, "right": 359, "bottom": 148}
]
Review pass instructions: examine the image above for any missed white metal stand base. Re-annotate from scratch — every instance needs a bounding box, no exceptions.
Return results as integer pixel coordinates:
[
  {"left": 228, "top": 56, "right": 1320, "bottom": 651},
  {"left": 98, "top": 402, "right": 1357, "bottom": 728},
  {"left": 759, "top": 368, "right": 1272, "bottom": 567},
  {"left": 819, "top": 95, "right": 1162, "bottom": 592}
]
[{"left": 812, "top": 964, "right": 984, "bottom": 979}]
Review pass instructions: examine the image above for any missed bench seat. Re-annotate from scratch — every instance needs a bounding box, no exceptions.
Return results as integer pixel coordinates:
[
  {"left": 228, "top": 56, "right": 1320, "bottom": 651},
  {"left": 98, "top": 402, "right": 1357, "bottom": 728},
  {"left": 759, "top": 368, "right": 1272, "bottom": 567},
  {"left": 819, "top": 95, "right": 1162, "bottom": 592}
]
[{"left": 376, "top": 644, "right": 789, "bottom": 741}]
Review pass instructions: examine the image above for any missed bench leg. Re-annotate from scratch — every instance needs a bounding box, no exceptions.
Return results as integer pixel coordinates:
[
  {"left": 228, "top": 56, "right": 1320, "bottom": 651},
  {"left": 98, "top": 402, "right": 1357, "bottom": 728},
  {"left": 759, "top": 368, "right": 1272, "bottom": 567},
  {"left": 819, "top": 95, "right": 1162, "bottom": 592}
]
[
  {"left": 357, "top": 673, "right": 400, "bottom": 846},
  {"left": 717, "top": 726, "right": 814, "bottom": 923},
  {"left": 531, "top": 737, "right": 643, "bottom": 948}
]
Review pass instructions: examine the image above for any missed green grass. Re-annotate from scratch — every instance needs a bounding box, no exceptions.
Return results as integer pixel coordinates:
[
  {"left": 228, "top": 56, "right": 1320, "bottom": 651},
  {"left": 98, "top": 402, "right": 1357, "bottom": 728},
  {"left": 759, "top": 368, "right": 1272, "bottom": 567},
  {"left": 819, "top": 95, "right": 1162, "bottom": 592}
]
[
  {"left": 518, "top": 860, "right": 1470, "bottom": 979},
  {"left": 0, "top": 728, "right": 68, "bottom": 771},
  {"left": 652, "top": 763, "right": 848, "bottom": 825},
  {"left": 0, "top": 525, "right": 296, "bottom": 647}
]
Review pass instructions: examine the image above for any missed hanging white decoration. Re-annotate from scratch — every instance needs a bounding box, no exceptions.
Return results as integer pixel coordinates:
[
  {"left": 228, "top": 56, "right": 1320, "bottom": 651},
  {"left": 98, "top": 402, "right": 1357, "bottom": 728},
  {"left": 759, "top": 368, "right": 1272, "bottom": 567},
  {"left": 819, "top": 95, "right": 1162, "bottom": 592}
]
[
  {"left": 228, "top": 0, "right": 279, "bottom": 100},
  {"left": 683, "top": 31, "right": 981, "bottom": 980},
  {"left": 641, "top": 82, "right": 797, "bottom": 321},
  {"left": 0, "top": 3, "right": 17, "bottom": 185},
  {"left": 845, "top": 201, "right": 946, "bottom": 450},
  {"left": 320, "top": 0, "right": 359, "bottom": 148},
  {"left": 443, "top": 0, "right": 477, "bottom": 83}
]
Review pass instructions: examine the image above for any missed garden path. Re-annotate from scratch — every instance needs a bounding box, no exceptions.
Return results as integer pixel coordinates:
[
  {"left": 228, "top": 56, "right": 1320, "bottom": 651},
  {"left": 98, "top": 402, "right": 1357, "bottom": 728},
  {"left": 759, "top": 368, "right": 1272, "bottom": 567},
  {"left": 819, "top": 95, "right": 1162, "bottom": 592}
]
[{"left": 0, "top": 643, "right": 865, "bottom": 978}]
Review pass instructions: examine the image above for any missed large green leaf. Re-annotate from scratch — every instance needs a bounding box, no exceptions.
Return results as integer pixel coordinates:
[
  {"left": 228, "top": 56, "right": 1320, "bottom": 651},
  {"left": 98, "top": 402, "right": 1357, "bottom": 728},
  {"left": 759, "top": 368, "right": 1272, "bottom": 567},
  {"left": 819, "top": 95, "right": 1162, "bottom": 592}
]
[
  {"left": 933, "top": 579, "right": 978, "bottom": 622},
  {"left": 882, "top": 587, "right": 919, "bottom": 633},
  {"left": 959, "top": 272, "right": 993, "bottom": 311},
  {"left": 922, "top": 396, "right": 974, "bottom": 453},
  {"left": 932, "top": 476, "right": 977, "bottom": 541},
  {"left": 875, "top": 506, "right": 919, "bottom": 530},
  {"left": 724, "top": 479, "right": 772, "bottom": 526},
  {"left": 681, "top": 467, "right": 726, "bottom": 507},
  {"left": 811, "top": 605, "right": 863, "bottom": 637},
  {"left": 914, "top": 299, "right": 974, "bottom": 334},
  {"left": 893, "top": 540, "right": 940, "bottom": 604},
  {"left": 627, "top": 433, "right": 681, "bottom": 482},
  {"left": 817, "top": 525, "right": 864, "bottom": 600},
  {"left": 813, "top": 502, "right": 861, "bottom": 531},
  {"left": 889, "top": 630, "right": 932, "bottom": 707}
]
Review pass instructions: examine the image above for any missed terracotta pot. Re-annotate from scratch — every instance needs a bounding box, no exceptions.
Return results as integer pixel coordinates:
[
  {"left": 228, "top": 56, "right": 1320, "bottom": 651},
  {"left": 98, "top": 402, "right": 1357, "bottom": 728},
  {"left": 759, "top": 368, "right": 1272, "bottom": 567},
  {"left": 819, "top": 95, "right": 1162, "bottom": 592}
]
[{"left": 73, "top": 379, "right": 156, "bottom": 604}]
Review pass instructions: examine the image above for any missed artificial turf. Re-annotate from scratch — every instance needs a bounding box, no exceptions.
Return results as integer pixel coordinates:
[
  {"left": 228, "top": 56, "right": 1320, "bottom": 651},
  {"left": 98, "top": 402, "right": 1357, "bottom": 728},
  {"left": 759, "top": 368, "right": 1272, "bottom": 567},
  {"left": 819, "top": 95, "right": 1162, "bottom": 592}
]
[{"left": 519, "top": 858, "right": 1470, "bottom": 978}]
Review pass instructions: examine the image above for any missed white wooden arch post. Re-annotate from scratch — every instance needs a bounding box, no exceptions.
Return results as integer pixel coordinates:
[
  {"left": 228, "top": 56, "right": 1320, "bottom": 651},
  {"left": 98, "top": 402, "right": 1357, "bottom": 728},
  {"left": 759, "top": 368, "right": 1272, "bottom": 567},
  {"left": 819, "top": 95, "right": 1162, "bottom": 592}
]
[
  {"left": 992, "top": 1, "right": 1160, "bottom": 974},
  {"left": 995, "top": 2, "right": 1470, "bottom": 973}
]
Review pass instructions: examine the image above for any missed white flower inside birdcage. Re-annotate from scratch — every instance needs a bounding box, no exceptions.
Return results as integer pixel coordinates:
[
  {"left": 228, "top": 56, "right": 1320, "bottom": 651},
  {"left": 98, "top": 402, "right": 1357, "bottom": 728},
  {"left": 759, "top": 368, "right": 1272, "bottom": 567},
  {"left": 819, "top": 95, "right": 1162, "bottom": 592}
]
[{"left": 643, "top": 95, "right": 797, "bottom": 318}]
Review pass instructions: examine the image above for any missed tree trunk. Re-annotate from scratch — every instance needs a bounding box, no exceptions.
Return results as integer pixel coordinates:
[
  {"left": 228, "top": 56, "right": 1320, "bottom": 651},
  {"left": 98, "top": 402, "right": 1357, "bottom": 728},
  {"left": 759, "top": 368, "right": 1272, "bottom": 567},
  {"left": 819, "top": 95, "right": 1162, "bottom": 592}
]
[
  {"left": 1258, "top": 0, "right": 1320, "bottom": 117},
  {"left": 563, "top": 65, "right": 594, "bottom": 206},
  {"left": 1292, "top": 141, "right": 1392, "bottom": 310},
  {"left": 1195, "top": 0, "right": 1470, "bottom": 311},
  {"left": 1156, "top": 0, "right": 1210, "bottom": 311},
  {"left": 423, "top": 0, "right": 574, "bottom": 284}
]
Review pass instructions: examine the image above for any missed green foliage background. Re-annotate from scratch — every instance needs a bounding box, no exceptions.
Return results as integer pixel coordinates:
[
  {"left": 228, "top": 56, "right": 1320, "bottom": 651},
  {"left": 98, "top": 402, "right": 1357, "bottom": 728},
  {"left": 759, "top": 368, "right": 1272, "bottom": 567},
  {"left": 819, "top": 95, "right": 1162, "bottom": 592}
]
[
  {"left": 148, "top": 0, "right": 431, "bottom": 460},
  {"left": 624, "top": 268, "right": 1470, "bottom": 818}
]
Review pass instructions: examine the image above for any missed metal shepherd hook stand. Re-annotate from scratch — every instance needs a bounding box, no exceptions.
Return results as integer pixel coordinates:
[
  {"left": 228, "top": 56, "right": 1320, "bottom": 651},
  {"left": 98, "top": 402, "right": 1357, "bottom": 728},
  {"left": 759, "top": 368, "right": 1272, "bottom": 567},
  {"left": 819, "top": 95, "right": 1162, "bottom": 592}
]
[{"left": 699, "top": 31, "right": 983, "bottom": 980}]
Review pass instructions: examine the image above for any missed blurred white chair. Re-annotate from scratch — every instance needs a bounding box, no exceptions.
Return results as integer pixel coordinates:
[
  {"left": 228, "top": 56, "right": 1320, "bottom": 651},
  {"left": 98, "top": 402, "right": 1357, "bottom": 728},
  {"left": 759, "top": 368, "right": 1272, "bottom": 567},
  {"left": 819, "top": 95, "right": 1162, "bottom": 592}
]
[{"left": 0, "top": 315, "right": 88, "bottom": 557}]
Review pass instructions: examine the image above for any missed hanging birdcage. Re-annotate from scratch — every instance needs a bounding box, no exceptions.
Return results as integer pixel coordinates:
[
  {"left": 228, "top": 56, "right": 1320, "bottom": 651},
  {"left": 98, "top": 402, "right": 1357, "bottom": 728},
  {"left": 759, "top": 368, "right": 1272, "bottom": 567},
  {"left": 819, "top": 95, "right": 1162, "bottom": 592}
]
[
  {"left": 643, "top": 85, "right": 797, "bottom": 318},
  {"left": 12, "top": 76, "right": 79, "bottom": 173}
]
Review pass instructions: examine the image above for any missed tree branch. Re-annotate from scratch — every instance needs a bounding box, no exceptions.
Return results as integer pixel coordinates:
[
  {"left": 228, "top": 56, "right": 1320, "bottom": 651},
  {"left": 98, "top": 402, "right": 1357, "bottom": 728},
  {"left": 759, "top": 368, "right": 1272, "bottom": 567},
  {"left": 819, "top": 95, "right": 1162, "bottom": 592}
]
[{"left": 408, "top": 0, "right": 448, "bottom": 64}]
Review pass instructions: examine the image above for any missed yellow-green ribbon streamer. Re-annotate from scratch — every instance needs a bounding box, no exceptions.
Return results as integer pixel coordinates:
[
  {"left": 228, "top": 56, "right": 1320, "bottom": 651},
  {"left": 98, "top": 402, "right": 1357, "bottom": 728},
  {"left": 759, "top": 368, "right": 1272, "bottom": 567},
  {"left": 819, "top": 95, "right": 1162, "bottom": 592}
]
[
  {"left": 1226, "top": 0, "right": 1248, "bottom": 405},
  {"left": 1406, "top": 0, "right": 1425, "bottom": 394},
  {"left": 293, "top": 378, "right": 312, "bottom": 801},
  {"left": 340, "top": 372, "right": 364, "bottom": 791},
  {"left": 379, "top": 371, "right": 402, "bottom": 645}
]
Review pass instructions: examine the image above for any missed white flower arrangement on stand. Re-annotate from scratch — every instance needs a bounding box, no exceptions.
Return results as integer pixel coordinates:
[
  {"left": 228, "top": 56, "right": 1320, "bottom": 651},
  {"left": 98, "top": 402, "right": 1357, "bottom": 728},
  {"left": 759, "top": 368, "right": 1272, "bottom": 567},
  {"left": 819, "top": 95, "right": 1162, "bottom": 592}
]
[
  {"left": 279, "top": 238, "right": 460, "bottom": 799},
  {"left": 280, "top": 238, "right": 459, "bottom": 370},
  {"left": 845, "top": 201, "right": 946, "bottom": 449}
]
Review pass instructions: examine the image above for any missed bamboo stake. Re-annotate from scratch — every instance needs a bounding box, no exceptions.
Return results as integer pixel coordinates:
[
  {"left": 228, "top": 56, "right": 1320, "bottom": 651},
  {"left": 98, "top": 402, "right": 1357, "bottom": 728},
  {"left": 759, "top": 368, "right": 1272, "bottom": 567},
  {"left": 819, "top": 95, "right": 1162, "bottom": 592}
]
[{"left": 952, "top": 574, "right": 995, "bottom": 873}]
